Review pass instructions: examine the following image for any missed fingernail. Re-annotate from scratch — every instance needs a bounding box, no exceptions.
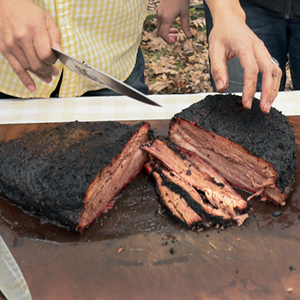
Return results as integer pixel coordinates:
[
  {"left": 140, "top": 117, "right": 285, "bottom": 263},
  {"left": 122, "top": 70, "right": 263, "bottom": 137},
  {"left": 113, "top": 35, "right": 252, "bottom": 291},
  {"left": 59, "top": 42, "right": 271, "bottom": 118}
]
[
  {"left": 27, "top": 85, "right": 35, "bottom": 93},
  {"left": 44, "top": 77, "right": 52, "bottom": 83},
  {"left": 245, "top": 98, "right": 253, "bottom": 109},
  {"left": 53, "top": 69, "right": 59, "bottom": 76},
  {"left": 216, "top": 79, "right": 225, "bottom": 93},
  {"left": 263, "top": 101, "right": 271, "bottom": 113}
]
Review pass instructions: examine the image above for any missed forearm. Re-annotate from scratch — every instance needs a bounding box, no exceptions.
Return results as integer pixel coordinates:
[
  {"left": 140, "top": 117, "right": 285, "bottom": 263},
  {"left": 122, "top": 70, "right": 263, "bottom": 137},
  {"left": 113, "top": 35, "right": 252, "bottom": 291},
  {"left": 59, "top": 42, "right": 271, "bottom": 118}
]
[{"left": 205, "top": 0, "right": 246, "bottom": 23}]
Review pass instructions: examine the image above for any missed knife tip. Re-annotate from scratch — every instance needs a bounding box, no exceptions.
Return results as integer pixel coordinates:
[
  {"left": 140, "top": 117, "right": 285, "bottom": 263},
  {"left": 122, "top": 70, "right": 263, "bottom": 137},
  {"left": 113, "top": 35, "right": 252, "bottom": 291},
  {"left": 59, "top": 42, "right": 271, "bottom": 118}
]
[{"left": 153, "top": 103, "right": 162, "bottom": 107}]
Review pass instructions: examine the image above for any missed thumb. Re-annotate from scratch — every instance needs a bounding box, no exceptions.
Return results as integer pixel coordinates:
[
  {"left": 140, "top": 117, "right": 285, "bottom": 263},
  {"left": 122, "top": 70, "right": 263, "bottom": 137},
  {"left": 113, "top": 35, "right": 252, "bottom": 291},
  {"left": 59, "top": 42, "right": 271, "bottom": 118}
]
[
  {"left": 46, "top": 14, "right": 62, "bottom": 50},
  {"left": 180, "top": 14, "right": 192, "bottom": 38}
]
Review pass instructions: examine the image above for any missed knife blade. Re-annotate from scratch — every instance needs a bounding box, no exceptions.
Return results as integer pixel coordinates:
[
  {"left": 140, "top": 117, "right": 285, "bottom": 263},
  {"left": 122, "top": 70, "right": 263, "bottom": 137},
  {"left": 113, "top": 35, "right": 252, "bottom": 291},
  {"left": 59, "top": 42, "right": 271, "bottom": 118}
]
[
  {"left": 52, "top": 47, "right": 161, "bottom": 107},
  {"left": 0, "top": 236, "right": 32, "bottom": 300}
]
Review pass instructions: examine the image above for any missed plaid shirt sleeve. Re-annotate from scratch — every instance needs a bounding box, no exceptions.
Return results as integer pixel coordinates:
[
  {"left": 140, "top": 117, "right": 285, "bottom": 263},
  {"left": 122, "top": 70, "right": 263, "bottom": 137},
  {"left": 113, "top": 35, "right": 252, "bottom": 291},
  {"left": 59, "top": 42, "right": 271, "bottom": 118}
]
[{"left": 0, "top": 0, "right": 148, "bottom": 98}]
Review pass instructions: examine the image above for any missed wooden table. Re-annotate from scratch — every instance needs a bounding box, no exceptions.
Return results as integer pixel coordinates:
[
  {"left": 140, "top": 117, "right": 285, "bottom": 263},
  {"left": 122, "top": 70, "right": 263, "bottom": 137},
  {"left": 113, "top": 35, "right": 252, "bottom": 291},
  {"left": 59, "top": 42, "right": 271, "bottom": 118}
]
[{"left": 0, "top": 118, "right": 300, "bottom": 300}]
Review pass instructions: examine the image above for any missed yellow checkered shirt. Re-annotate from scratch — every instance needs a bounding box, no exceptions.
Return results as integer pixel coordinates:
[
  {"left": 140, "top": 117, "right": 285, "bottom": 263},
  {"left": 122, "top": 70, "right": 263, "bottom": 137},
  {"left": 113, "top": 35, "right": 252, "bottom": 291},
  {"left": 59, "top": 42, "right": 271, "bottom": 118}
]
[{"left": 0, "top": 0, "right": 148, "bottom": 98}]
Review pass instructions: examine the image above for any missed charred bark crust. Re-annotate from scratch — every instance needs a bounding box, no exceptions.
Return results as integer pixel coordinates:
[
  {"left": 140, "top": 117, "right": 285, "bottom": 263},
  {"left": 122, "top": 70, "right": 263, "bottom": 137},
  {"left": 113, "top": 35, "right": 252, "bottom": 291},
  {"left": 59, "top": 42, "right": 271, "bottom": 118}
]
[
  {"left": 171, "top": 94, "right": 298, "bottom": 193},
  {"left": 0, "top": 121, "right": 149, "bottom": 230},
  {"left": 143, "top": 138, "right": 249, "bottom": 227},
  {"left": 154, "top": 166, "right": 231, "bottom": 226}
]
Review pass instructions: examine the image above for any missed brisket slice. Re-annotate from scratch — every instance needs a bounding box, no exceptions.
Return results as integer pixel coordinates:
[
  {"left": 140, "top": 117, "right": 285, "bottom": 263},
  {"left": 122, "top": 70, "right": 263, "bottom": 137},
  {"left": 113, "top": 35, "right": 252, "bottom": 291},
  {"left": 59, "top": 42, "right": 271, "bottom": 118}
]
[
  {"left": 0, "top": 121, "right": 151, "bottom": 232},
  {"left": 144, "top": 162, "right": 204, "bottom": 226},
  {"left": 169, "top": 94, "right": 298, "bottom": 205},
  {"left": 142, "top": 139, "right": 249, "bottom": 226}
]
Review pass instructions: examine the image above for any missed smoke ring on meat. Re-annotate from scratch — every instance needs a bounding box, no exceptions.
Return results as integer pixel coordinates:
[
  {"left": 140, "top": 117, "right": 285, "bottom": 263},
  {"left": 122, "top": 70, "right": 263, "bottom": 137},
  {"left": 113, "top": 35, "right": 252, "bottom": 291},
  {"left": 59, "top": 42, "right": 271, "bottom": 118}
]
[{"left": 169, "top": 94, "right": 298, "bottom": 205}]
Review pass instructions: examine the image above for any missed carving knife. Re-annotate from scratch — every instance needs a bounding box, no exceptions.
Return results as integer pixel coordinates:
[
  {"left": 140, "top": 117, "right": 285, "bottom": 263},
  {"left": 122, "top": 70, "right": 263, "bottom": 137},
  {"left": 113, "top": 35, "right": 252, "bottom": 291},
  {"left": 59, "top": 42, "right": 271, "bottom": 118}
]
[
  {"left": 52, "top": 47, "right": 161, "bottom": 107},
  {"left": 0, "top": 235, "right": 32, "bottom": 300}
]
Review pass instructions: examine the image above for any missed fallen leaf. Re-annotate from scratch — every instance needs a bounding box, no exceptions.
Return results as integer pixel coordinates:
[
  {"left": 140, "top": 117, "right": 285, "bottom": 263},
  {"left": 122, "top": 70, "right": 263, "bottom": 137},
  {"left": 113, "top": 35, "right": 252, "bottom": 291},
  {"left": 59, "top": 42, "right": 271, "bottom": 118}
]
[
  {"left": 191, "top": 17, "right": 205, "bottom": 29},
  {"left": 148, "top": 81, "right": 170, "bottom": 93},
  {"left": 118, "top": 247, "right": 125, "bottom": 253}
]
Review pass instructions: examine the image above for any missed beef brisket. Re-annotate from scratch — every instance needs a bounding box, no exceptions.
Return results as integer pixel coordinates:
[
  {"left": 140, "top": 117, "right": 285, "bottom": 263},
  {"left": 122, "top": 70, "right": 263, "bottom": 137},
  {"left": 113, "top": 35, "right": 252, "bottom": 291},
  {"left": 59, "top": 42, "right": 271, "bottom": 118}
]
[
  {"left": 144, "top": 162, "right": 204, "bottom": 226},
  {"left": 142, "top": 139, "right": 249, "bottom": 227},
  {"left": 0, "top": 121, "right": 151, "bottom": 232},
  {"left": 169, "top": 94, "right": 298, "bottom": 205}
]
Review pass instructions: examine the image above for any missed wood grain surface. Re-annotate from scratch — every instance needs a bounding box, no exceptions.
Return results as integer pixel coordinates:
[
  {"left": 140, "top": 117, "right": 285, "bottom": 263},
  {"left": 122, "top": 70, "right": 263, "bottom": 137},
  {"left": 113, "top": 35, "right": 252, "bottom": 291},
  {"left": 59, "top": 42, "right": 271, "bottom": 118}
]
[{"left": 0, "top": 118, "right": 300, "bottom": 300}]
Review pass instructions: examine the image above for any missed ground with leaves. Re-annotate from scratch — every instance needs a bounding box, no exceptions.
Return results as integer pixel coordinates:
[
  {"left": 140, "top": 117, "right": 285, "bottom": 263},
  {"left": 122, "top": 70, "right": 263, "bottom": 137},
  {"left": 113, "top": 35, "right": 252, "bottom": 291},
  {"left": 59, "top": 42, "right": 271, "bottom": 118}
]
[
  {"left": 143, "top": 0, "right": 292, "bottom": 95},
  {"left": 143, "top": 1, "right": 212, "bottom": 95}
]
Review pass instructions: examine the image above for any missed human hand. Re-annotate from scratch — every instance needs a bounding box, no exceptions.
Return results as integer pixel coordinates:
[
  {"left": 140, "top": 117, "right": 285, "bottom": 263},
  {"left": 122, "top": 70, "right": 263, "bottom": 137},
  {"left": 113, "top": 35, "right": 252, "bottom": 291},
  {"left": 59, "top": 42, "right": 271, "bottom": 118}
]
[
  {"left": 0, "top": 0, "right": 62, "bottom": 92},
  {"left": 206, "top": 0, "right": 282, "bottom": 113},
  {"left": 157, "top": 0, "right": 192, "bottom": 44}
]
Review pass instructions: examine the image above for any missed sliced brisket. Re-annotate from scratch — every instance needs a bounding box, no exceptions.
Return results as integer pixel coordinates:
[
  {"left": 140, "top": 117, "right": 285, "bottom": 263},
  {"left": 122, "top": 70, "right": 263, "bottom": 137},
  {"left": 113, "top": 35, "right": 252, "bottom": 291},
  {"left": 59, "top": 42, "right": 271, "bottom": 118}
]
[
  {"left": 169, "top": 94, "right": 298, "bottom": 205},
  {"left": 142, "top": 139, "right": 249, "bottom": 227},
  {"left": 144, "top": 162, "right": 204, "bottom": 226},
  {"left": 0, "top": 121, "right": 151, "bottom": 232}
]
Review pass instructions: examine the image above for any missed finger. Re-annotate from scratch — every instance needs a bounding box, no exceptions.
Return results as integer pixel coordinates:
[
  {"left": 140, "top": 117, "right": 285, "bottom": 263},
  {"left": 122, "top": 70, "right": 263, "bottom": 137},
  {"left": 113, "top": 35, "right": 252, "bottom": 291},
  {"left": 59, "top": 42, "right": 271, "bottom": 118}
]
[
  {"left": 4, "top": 44, "right": 31, "bottom": 70},
  {"left": 238, "top": 51, "right": 259, "bottom": 110},
  {"left": 34, "top": 14, "right": 62, "bottom": 67},
  {"left": 157, "top": 8, "right": 179, "bottom": 44},
  {"left": 35, "top": 40, "right": 57, "bottom": 67},
  {"left": 252, "top": 39, "right": 282, "bottom": 113},
  {"left": 160, "top": 30, "right": 178, "bottom": 44},
  {"left": 46, "top": 14, "right": 62, "bottom": 50},
  {"left": 168, "top": 33, "right": 178, "bottom": 42},
  {"left": 208, "top": 42, "right": 229, "bottom": 93},
  {"left": 158, "top": 22, "right": 178, "bottom": 44},
  {"left": 4, "top": 41, "right": 57, "bottom": 84},
  {"left": 169, "top": 28, "right": 179, "bottom": 34},
  {"left": 0, "top": 39, "right": 42, "bottom": 90},
  {"left": 28, "top": 63, "right": 60, "bottom": 83},
  {"left": 33, "top": 17, "right": 60, "bottom": 79},
  {"left": 18, "top": 19, "right": 58, "bottom": 78},
  {"left": 22, "top": 39, "right": 58, "bottom": 78},
  {"left": 0, "top": 32, "right": 32, "bottom": 70},
  {"left": 28, "top": 68, "right": 53, "bottom": 83},
  {"left": 166, "top": 28, "right": 179, "bottom": 43},
  {"left": 5, "top": 52, "right": 36, "bottom": 92},
  {"left": 259, "top": 59, "right": 282, "bottom": 113},
  {"left": 180, "top": 11, "right": 192, "bottom": 38}
]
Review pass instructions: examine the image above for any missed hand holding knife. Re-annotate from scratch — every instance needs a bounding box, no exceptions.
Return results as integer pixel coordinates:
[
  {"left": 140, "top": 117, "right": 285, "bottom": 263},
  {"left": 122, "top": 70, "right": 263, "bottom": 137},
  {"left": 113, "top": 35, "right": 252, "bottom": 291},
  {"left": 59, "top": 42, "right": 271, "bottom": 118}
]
[{"left": 52, "top": 48, "right": 161, "bottom": 107}]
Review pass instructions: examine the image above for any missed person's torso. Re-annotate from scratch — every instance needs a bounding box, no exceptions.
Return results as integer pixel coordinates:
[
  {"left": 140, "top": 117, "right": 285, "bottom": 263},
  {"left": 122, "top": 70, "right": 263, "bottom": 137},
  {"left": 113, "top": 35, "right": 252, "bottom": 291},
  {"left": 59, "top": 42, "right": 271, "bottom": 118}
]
[{"left": 241, "top": 0, "right": 300, "bottom": 18}]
